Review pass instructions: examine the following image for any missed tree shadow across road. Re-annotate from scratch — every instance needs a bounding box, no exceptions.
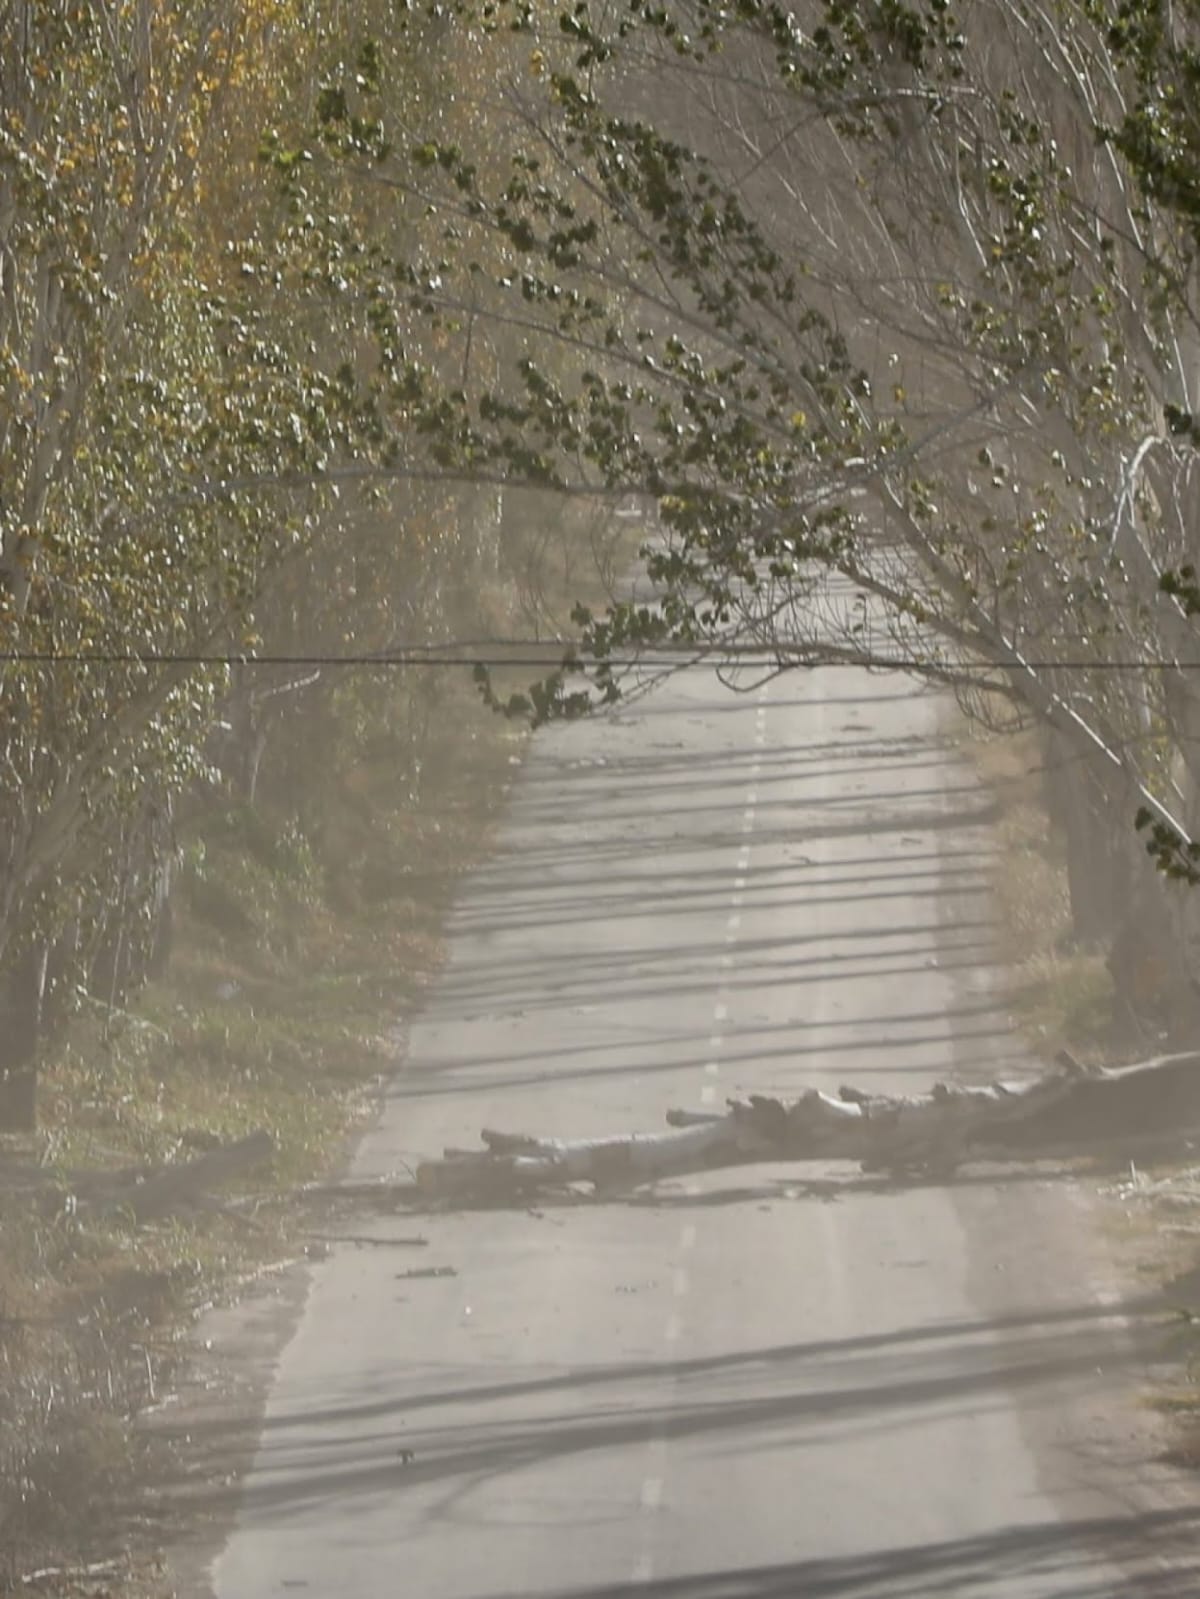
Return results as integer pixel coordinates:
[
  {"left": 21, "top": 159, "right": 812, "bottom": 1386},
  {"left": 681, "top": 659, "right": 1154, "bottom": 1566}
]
[
  {"left": 514, "top": 1506, "right": 1200, "bottom": 1598},
  {"left": 186, "top": 1296, "right": 1167, "bottom": 1526}
]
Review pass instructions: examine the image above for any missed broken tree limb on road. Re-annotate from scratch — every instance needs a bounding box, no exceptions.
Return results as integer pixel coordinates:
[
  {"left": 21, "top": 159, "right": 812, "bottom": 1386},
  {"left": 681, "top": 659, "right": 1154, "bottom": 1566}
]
[
  {"left": 419, "top": 1120, "right": 741, "bottom": 1201},
  {"left": 414, "top": 1052, "right": 1200, "bottom": 1201}
]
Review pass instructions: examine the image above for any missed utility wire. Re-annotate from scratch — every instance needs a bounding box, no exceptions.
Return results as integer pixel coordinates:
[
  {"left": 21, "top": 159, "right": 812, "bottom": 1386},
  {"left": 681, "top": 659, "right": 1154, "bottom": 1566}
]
[{"left": 4, "top": 648, "right": 1200, "bottom": 670}]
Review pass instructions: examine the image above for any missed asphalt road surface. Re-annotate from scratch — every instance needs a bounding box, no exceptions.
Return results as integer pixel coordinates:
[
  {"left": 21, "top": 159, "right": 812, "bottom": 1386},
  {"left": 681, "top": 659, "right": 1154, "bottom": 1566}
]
[{"left": 206, "top": 663, "right": 1197, "bottom": 1597}]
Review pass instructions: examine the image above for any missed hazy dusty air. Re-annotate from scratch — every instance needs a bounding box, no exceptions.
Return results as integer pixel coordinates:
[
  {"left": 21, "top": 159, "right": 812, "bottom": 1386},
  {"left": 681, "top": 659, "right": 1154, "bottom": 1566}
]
[
  {"left": 6, "top": 1, "right": 1200, "bottom": 1594},
  {"left": 193, "top": 584, "right": 1196, "bottom": 1596},
  {"left": 203, "top": 6, "right": 1200, "bottom": 1589}
]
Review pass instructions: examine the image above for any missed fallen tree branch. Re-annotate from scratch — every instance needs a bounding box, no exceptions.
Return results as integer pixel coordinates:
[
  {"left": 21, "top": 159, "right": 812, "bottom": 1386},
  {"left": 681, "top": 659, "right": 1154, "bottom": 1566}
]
[
  {"left": 415, "top": 1052, "right": 1200, "bottom": 1201},
  {"left": 91, "top": 1130, "right": 276, "bottom": 1223}
]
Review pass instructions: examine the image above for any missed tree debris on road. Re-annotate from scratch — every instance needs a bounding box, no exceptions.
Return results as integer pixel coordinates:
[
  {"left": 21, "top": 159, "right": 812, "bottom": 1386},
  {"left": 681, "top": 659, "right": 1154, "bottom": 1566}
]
[{"left": 414, "top": 1052, "right": 1200, "bottom": 1202}]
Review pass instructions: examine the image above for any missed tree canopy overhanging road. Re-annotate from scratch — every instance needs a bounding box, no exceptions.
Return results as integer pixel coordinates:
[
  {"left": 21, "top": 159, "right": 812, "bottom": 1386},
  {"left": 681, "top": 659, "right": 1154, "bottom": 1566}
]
[{"left": 6, "top": 2, "right": 1200, "bottom": 1083}]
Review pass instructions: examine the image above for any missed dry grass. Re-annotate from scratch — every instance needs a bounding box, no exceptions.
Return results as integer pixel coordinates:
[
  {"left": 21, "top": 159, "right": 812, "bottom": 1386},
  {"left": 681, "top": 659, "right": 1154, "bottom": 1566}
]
[{"left": 1091, "top": 1162, "right": 1200, "bottom": 1467}]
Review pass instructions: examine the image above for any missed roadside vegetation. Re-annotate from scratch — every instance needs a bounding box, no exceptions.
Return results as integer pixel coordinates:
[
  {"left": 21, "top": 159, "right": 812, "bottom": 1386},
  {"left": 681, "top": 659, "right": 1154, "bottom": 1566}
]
[
  {"left": 0, "top": 2, "right": 618, "bottom": 1578},
  {"left": 0, "top": 436, "right": 641, "bottom": 1582},
  {"left": 0, "top": 671, "right": 522, "bottom": 1588}
]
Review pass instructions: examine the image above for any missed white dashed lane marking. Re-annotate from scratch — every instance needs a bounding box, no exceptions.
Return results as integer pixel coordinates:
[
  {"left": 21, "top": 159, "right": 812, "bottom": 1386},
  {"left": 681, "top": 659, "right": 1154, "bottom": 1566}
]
[
  {"left": 634, "top": 700, "right": 768, "bottom": 1588},
  {"left": 640, "top": 1478, "right": 664, "bottom": 1510},
  {"left": 633, "top": 1439, "right": 669, "bottom": 1580}
]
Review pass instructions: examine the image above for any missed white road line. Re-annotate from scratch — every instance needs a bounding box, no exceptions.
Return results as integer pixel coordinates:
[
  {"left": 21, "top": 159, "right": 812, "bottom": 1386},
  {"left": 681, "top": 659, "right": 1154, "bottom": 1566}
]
[
  {"left": 719, "top": 952, "right": 734, "bottom": 968},
  {"left": 704, "top": 1060, "right": 720, "bottom": 1076},
  {"left": 727, "top": 913, "right": 741, "bottom": 934},
  {"left": 700, "top": 1082, "right": 717, "bottom": 1103},
  {"left": 737, "top": 848, "right": 751, "bottom": 868},
  {"left": 713, "top": 1001, "right": 728, "bottom": 1023},
  {"left": 681, "top": 1223, "right": 698, "bottom": 1250},
  {"left": 665, "top": 1313, "right": 682, "bottom": 1343},
  {"left": 673, "top": 1268, "right": 689, "bottom": 1298},
  {"left": 746, "top": 789, "right": 758, "bottom": 806},
  {"left": 634, "top": 1436, "right": 667, "bottom": 1581},
  {"left": 708, "top": 1031, "right": 722, "bottom": 1050}
]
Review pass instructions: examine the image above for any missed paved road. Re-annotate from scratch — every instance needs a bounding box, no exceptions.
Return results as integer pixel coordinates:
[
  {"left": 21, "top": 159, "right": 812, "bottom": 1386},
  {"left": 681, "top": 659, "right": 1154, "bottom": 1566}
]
[{"left": 207, "top": 663, "right": 1197, "bottom": 1597}]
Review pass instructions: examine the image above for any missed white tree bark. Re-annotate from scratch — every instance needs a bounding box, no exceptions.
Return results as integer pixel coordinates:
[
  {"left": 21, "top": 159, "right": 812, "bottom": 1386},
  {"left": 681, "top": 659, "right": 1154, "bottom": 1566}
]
[{"left": 415, "top": 1052, "right": 1200, "bottom": 1201}]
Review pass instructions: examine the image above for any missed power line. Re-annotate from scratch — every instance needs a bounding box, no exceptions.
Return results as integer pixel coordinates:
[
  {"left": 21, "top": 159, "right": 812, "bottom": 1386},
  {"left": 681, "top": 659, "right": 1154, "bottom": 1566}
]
[
  {"left": 0, "top": 651, "right": 578, "bottom": 667},
  {"left": 5, "top": 647, "right": 1200, "bottom": 670}
]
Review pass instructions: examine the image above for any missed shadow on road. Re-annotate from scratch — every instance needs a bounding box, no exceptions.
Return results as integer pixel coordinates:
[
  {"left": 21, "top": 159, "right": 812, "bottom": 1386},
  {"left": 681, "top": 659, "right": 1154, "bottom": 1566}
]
[
  {"left": 178, "top": 1296, "right": 1168, "bottom": 1529},
  {"left": 518, "top": 1507, "right": 1200, "bottom": 1597}
]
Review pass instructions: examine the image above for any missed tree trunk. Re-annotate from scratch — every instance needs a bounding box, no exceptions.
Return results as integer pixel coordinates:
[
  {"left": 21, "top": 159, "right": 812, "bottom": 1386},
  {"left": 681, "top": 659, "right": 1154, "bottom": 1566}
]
[
  {"left": 414, "top": 1052, "right": 1200, "bottom": 1202},
  {"left": 1043, "top": 734, "right": 1122, "bottom": 945}
]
